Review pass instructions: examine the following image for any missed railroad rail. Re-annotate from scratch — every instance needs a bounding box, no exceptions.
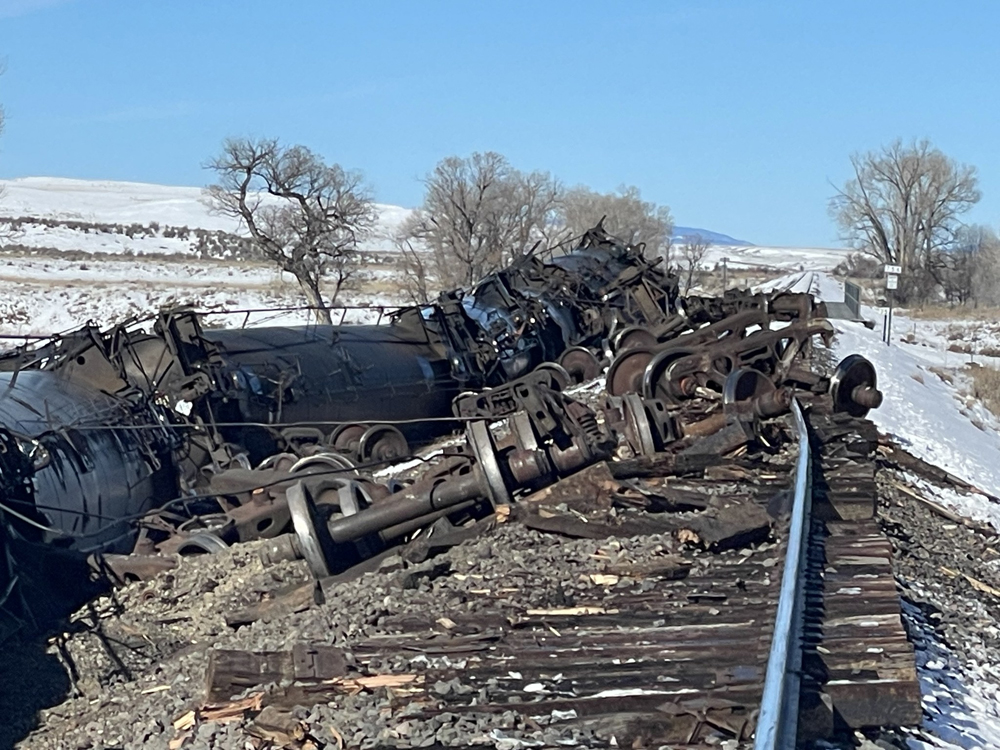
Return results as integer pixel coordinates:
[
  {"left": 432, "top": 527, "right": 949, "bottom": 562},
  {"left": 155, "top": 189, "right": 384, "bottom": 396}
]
[
  {"left": 757, "top": 405, "right": 921, "bottom": 747},
  {"left": 754, "top": 399, "right": 811, "bottom": 750}
]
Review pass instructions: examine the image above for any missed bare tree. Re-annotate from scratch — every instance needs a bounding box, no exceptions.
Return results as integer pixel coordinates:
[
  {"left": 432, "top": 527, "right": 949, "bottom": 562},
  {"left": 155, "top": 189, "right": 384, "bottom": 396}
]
[
  {"left": 204, "top": 137, "right": 376, "bottom": 323},
  {"left": 677, "top": 234, "right": 711, "bottom": 294},
  {"left": 829, "top": 139, "right": 980, "bottom": 303},
  {"left": 955, "top": 225, "right": 1000, "bottom": 307},
  {"left": 558, "top": 185, "right": 673, "bottom": 262},
  {"left": 397, "top": 152, "right": 562, "bottom": 295},
  {"left": 974, "top": 229, "right": 1000, "bottom": 307},
  {"left": 395, "top": 235, "right": 433, "bottom": 304}
]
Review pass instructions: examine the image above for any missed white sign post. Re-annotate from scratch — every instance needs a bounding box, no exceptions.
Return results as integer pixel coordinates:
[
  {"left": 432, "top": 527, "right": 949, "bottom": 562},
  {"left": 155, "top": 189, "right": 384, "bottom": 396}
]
[{"left": 884, "top": 269, "right": 900, "bottom": 346}]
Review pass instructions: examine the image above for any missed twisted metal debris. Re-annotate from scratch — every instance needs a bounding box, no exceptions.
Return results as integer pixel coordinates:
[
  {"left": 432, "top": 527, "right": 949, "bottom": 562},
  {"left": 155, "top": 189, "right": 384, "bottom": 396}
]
[{"left": 0, "top": 224, "right": 881, "bottom": 627}]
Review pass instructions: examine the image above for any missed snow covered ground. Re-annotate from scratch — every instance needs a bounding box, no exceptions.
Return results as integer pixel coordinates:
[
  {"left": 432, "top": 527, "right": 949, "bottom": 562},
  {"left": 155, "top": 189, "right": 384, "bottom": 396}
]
[
  {"left": 899, "top": 600, "right": 1000, "bottom": 750},
  {"left": 779, "top": 271, "right": 1000, "bottom": 502},
  {"left": 0, "top": 178, "right": 424, "bottom": 334},
  {"left": 0, "top": 252, "right": 403, "bottom": 336},
  {"left": 835, "top": 317, "right": 1000, "bottom": 498},
  {"left": 0, "top": 177, "right": 238, "bottom": 230},
  {"left": 702, "top": 242, "right": 852, "bottom": 274}
]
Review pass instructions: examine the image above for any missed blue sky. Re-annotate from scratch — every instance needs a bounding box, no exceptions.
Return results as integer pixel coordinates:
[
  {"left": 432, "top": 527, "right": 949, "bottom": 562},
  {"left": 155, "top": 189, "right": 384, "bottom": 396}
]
[{"left": 0, "top": 0, "right": 998, "bottom": 246}]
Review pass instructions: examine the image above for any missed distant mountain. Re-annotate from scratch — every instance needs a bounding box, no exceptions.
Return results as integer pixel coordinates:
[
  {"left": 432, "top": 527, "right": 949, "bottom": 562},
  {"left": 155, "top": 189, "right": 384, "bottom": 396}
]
[{"left": 672, "top": 226, "right": 753, "bottom": 247}]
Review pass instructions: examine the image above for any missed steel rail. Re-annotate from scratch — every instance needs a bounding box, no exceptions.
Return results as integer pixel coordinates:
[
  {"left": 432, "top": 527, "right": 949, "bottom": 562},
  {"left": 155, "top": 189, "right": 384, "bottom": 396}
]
[{"left": 754, "top": 398, "right": 812, "bottom": 750}]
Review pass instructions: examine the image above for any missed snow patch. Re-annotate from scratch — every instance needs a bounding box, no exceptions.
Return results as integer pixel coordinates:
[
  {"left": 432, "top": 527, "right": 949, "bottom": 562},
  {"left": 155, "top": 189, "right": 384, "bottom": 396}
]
[{"left": 902, "top": 600, "right": 1000, "bottom": 749}]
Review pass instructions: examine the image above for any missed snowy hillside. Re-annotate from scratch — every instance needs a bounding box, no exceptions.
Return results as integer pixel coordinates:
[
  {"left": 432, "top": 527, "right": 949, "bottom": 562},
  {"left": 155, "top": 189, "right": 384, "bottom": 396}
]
[
  {"left": 702, "top": 243, "right": 852, "bottom": 273},
  {"left": 772, "top": 270, "right": 1000, "bottom": 506},
  {"left": 0, "top": 177, "right": 852, "bottom": 270},
  {"left": 0, "top": 176, "right": 413, "bottom": 235},
  {"left": 0, "top": 177, "right": 411, "bottom": 257},
  {"left": 0, "top": 177, "right": 238, "bottom": 230},
  {"left": 0, "top": 176, "right": 858, "bottom": 336}
]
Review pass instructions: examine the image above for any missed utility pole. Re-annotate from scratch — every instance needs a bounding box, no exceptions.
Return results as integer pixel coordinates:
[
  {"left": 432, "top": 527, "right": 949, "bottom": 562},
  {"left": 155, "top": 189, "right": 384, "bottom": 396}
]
[{"left": 721, "top": 257, "right": 729, "bottom": 292}]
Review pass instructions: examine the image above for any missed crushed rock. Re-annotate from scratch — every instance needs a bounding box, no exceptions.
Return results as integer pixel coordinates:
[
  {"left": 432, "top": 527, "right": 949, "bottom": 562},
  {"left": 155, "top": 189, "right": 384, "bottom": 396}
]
[{"left": 10, "top": 513, "right": 754, "bottom": 750}]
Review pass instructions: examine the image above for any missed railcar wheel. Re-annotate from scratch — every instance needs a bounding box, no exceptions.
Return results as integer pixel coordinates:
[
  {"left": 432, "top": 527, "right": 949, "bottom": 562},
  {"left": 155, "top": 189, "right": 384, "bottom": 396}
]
[
  {"left": 256, "top": 452, "right": 297, "bottom": 472},
  {"left": 621, "top": 393, "right": 657, "bottom": 456},
  {"left": 722, "top": 368, "right": 775, "bottom": 407},
  {"left": 358, "top": 424, "right": 409, "bottom": 464},
  {"left": 612, "top": 326, "right": 657, "bottom": 353},
  {"left": 559, "top": 346, "right": 602, "bottom": 384},
  {"left": 289, "top": 452, "right": 356, "bottom": 474},
  {"left": 287, "top": 481, "right": 332, "bottom": 578},
  {"left": 175, "top": 532, "right": 229, "bottom": 556},
  {"left": 467, "top": 421, "right": 512, "bottom": 506},
  {"left": 329, "top": 423, "right": 367, "bottom": 456},
  {"left": 607, "top": 347, "right": 654, "bottom": 396},
  {"left": 642, "top": 348, "right": 696, "bottom": 402},
  {"left": 829, "top": 355, "right": 882, "bottom": 417},
  {"left": 532, "top": 362, "right": 571, "bottom": 391}
]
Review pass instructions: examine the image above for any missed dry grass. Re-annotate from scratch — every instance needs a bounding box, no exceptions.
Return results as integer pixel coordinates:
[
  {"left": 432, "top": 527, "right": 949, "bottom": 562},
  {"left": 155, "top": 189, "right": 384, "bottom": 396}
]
[
  {"left": 903, "top": 305, "right": 1000, "bottom": 321},
  {"left": 691, "top": 268, "right": 786, "bottom": 296},
  {"left": 969, "top": 363, "right": 1000, "bottom": 418},
  {"left": 929, "top": 366, "right": 955, "bottom": 386}
]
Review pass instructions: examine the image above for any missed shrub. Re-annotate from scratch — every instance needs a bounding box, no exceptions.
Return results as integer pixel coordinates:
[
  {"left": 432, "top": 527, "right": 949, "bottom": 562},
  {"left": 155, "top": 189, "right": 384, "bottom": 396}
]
[
  {"left": 969, "top": 363, "right": 1000, "bottom": 417},
  {"left": 833, "top": 252, "right": 882, "bottom": 279}
]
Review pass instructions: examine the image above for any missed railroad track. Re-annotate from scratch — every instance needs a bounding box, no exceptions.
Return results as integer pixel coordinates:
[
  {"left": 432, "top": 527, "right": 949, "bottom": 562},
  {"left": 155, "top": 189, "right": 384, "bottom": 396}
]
[
  {"left": 795, "top": 411, "right": 921, "bottom": 741},
  {"left": 193, "top": 404, "right": 914, "bottom": 749}
]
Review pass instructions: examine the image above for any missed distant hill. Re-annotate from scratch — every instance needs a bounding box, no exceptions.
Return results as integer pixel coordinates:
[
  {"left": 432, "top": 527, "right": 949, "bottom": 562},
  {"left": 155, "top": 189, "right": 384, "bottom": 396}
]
[
  {"left": 0, "top": 177, "right": 852, "bottom": 336},
  {"left": 0, "top": 176, "right": 408, "bottom": 257},
  {"left": 672, "top": 226, "right": 753, "bottom": 246},
  {"left": 0, "top": 177, "right": 776, "bottom": 263}
]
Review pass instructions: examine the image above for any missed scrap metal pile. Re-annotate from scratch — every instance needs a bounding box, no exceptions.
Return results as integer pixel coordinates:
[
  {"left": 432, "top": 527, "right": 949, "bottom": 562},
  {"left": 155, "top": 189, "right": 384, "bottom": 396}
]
[{"left": 0, "top": 224, "right": 882, "bottom": 627}]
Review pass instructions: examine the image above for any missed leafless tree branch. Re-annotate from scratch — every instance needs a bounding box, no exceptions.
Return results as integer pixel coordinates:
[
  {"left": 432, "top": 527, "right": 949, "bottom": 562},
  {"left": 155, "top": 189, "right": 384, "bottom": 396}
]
[
  {"left": 557, "top": 184, "right": 673, "bottom": 264},
  {"left": 677, "top": 234, "right": 711, "bottom": 294},
  {"left": 398, "top": 152, "right": 563, "bottom": 294},
  {"left": 829, "top": 139, "right": 980, "bottom": 303},
  {"left": 203, "top": 137, "right": 376, "bottom": 323}
]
